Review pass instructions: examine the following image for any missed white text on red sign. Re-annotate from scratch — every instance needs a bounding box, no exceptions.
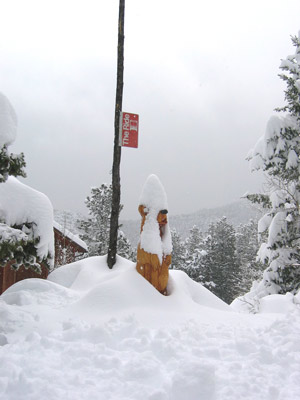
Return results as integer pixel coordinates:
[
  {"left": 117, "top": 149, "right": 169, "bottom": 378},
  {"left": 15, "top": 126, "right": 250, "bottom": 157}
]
[{"left": 119, "top": 112, "right": 139, "bottom": 148}]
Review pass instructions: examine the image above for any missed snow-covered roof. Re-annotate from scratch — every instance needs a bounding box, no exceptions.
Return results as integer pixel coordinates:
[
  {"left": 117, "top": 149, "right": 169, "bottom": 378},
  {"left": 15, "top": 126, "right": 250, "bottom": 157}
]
[
  {"left": 0, "top": 92, "right": 17, "bottom": 148},
  {"left": 0, "top": 176, "right": 54, "bottom": 264},
  {"left": 53, "top": 220, "right": 87, "bottom": 251}
]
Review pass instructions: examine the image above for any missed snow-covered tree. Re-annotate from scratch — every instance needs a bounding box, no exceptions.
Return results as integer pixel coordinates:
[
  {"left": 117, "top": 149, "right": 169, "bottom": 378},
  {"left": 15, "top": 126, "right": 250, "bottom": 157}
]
[
  {"left": 79, "top": 184, "right": 115, "bottom": 256},
  {"left": 236, "top": 219, "right": 265, "bottom": 293},
  {"left": 117, "top": 230, "right": 135, "bottom": 261},
  {"left": 172, "top": 221, "right": 241, "bottom": 301},
  {"left": 247, "top": 33, "right": 300, "bottom": 296},
  {"left": 170, "top": 229, "right": 185, "bottom": 270},
  {"left": 184, "top": 225, "right": 203, "bottom": 256},
  {"left": 79, "top": 184, "right": 134, "bottom": 259},
  {"left": 0, "top": 145, "right": 26, "bottom": 183},
  {"left": 0, "top": 177, "right": 54, "bottom": 272},
  {"left": 181, "top": 226, "right": 206, "bottom": 282},
  {"left": 0, "top": 93, "right": 54, "bottom": 272},
  {"left": 204, "top": 217, "right": 240, "bottom": 303},
  {"left": 0, "top": 93, "right": 26, "bottom": 183}
]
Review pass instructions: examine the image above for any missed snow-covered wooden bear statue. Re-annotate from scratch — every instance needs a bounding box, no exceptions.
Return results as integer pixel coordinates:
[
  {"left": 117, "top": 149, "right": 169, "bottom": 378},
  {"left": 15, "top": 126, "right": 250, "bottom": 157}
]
[{"left": 136, "top": 174, "right": 172, "bottom": 295}]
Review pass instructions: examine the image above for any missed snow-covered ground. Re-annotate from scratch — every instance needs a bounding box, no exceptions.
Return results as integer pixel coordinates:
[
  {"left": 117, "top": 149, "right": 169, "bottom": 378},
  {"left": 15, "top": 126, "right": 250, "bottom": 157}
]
[{"left": 0, "top": 256, "right": 299, "bottom": 400}]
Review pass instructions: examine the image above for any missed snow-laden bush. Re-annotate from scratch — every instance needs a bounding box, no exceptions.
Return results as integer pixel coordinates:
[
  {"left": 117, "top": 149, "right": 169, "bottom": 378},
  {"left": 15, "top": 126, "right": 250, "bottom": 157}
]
[{"left": 0, "top": 92, "right": 54, "bottom": 271}]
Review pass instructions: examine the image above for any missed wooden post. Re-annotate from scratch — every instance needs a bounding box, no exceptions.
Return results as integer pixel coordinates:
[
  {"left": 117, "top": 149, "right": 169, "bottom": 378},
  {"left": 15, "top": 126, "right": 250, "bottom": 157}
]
[{"left": 107, "top": 0, "right": 125, "bottom": 269}]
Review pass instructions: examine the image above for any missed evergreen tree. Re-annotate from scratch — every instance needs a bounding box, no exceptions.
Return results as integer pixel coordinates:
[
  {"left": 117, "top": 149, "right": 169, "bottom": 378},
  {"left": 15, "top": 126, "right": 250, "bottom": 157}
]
[
  {"left": 0, "top": 146, "right": 30, "bottom": 269},
  {"left": 184, "top": 225, "right": 203, "bottom": 256},
  {"left": 0, "top": 91, "right": 26, "bottom": 183},
  {"left": 117, "top": 230, "right": 135, "bottom": 261},
  {"left": 79, "top": 184, "right": 114, "bottom": 256},
  {"left": 79, "top": 184, "right": 134, "bottom": 259},
  {"left": 0, "top": 222, "right": 41, "bottom": 271},
  {"left": 197, "top": 234, "right": 215, "bottom": 291},
  {"left": 204, "top": 217, "right": 240, "bottom": 303},
  {"left": 170, "top": 229, "right": 185, "bottom": 270},
  {"left": 236, "top": 219, "right": 264, "bottom": 294},
  {"left": 182, "top": 225, "right": 206, "bottom": 282},
  {"left": 0, "top": 93, "right": 53, "bottom": 272},
  {"left": 247, "top": 33, "right": 300, "bottom": 296},
  {"left": 0, "top": 145, "right": 26, "bottom": 183}
]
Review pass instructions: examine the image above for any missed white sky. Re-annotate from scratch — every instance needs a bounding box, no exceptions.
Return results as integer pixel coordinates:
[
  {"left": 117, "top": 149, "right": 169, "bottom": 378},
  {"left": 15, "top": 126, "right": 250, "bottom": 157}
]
[{"left": 1, "top": 0, "right": 300, "bottom": 219}]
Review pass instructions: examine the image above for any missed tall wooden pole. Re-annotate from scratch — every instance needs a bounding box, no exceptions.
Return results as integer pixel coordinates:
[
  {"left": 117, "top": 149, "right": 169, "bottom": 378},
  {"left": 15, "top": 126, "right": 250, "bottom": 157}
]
[{"left": 107, "top": 0, "right": 125, "bottom": 268}]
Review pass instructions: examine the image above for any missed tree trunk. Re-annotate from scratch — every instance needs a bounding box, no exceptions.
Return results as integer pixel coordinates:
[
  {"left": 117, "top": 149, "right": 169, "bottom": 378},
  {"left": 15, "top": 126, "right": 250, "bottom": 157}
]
[{"left": 107, "top": 0, "right": 125, "bottom": 269}]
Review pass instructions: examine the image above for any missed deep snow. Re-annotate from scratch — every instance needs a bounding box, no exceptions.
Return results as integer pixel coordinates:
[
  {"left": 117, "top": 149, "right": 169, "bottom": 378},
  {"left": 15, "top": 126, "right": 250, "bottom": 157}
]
[{"left": 0, "top": 256, "right": 299, "bottom": 400}]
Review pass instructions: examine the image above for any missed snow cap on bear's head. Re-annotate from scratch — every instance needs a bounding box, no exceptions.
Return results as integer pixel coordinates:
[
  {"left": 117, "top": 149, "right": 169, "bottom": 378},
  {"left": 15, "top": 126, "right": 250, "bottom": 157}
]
[
  {"left": 138, "top": 174, "right": 168, "bottom": 212},
  {"left": 0, "top": 92, "right": 17, "bottom": 148}
]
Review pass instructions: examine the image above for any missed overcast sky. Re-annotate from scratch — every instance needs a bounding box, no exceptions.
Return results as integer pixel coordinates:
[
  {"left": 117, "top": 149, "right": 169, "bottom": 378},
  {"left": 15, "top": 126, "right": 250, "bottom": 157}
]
[{"left": 1, "top": 0, "right": 300, "bottom": 219}]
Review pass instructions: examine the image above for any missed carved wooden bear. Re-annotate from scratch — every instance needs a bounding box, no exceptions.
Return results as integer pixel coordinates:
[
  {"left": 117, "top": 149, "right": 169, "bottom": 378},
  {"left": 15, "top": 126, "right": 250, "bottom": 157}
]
[{"left": 136, "top": 204, "right": 172, "bottom": 295}]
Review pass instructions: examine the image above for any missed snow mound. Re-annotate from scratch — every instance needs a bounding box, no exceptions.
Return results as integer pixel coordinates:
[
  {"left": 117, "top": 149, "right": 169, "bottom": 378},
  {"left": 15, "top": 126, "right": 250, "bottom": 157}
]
[
  {"left": 260, "top": 293, "right": 299, "bottom": 313},
  {"left": 0, "top": 92, "right": 17, "bottom": 148},
  {"left": 48, "top": 256, "right": 230, "bottom": 325},
  {"left": 1, "top": 256, "right": 300, "bottom": 400},
  {"left": 0, "top": 176, "right": 54, "bottom": 262},
  {"left": 232, "top": 288, "right": 300, "bottom": 315}
]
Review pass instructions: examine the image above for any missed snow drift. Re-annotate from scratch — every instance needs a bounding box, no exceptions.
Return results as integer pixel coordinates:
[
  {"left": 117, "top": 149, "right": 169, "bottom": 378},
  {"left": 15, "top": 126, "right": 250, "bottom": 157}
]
[{"left": 0, "top": 255, "right": 299, "bottom": 400}]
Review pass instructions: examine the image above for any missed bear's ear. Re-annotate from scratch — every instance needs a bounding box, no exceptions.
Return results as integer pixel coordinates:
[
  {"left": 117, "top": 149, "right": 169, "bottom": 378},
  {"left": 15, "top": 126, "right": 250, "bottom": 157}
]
[{"left": 138, "top": 204, "right": 147, "bottom": 216}]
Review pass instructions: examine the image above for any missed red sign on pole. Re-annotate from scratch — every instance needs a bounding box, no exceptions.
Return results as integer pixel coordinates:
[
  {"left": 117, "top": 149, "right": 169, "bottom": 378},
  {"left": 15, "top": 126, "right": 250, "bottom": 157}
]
[{"left": 119, "top": 112, "right": 139, "bottom": 148}]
